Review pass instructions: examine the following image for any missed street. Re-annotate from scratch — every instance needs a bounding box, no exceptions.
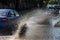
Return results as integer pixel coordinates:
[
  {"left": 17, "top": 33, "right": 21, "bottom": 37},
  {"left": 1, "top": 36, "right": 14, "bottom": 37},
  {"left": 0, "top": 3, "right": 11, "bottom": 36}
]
[
  {"left": 8, "top": 9, "right": 53, "bottom": 40},
  {"left": 0, "top": 9, "right": 58, "bottom": 40},
  {"left": 0, "top": 0, "right": 59, "bottom": 40}
]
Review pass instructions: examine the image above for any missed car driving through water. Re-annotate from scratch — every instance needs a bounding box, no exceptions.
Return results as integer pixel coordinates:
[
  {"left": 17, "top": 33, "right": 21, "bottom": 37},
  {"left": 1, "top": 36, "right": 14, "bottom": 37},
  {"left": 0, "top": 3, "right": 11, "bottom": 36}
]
[{"left": 0, "top": 9, "right": 19, "bottom": 35}]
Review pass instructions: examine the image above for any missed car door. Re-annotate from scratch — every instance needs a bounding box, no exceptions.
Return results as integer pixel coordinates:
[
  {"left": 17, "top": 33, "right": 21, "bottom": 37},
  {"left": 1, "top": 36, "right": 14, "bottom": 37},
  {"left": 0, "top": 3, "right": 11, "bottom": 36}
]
[{"left": 7, "top": 10, "right": 19, "bottom": 25}]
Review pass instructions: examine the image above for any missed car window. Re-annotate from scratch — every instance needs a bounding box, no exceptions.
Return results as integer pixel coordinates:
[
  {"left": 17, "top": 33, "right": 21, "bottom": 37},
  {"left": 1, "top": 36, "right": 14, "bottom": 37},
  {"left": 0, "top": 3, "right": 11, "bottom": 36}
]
[
  {"left": 7, "top": 10, "right": 19, "bottom": 17},
  {"left": 7, "top": 11, "right": 15, "bottom": 17},
  {"left": 0, "top": 12, "right": 7, "bottom": 16},
  {"left": 13, "top": 10, "right": 19, "bottom": 17},
  {"left": 10, "top": 11, "right": 15, "bottom": 17}
]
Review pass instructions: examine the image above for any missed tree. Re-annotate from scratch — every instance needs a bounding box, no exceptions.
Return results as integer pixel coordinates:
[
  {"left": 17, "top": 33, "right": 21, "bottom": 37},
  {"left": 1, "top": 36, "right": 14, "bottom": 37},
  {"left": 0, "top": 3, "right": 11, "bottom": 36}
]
[
  {"left": 43, "top": 0, "right": 50, "bottom": 6},
  {"left": 48, "top": 0, "right": 58, "bottom": 4}
]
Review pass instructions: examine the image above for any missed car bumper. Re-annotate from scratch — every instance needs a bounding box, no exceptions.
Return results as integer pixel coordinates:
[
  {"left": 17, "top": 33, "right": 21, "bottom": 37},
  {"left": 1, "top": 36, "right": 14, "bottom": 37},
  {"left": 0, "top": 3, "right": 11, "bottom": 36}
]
[{"left": 0, "top": 22, "right": 8, "bottom": 30}]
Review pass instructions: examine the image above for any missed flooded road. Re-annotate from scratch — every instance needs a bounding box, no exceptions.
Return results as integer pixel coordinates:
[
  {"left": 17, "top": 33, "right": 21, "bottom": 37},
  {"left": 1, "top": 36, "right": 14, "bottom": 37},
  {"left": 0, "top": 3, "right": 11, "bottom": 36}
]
[
  {"left": 11, "top": 9, "right": 53, "bottom": 40},
  {"left": 0, "top": 9, "right": 54, "bottom": 40}
]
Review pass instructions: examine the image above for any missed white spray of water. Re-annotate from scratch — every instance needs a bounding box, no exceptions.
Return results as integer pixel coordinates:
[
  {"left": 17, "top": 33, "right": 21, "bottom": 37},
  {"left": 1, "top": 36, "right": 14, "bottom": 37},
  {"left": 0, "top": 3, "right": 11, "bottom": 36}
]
[{"left": 7, "top": 9, "right": 53, "bottom": 40}]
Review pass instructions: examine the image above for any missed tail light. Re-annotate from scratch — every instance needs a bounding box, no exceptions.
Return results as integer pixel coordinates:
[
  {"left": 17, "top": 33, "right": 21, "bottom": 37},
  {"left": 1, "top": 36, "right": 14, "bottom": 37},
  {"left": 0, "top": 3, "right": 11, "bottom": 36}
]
[{"left": 1, "top": 18, "right": 8, "bottom": 22}]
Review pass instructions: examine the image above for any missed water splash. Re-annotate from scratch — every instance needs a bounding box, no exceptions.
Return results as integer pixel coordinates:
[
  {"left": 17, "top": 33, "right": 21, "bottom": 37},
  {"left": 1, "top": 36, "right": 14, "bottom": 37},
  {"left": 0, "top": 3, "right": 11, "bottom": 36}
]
[{"left": 8, "top": 9, "right": 53, "bottom": 40}]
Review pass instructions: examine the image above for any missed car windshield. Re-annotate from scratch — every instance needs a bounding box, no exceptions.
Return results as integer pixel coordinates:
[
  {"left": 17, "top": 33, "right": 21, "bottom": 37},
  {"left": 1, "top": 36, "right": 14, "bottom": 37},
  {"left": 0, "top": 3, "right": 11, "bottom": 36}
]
[{"left": 0, "top": 11, "right": 7, "bottom": 16}]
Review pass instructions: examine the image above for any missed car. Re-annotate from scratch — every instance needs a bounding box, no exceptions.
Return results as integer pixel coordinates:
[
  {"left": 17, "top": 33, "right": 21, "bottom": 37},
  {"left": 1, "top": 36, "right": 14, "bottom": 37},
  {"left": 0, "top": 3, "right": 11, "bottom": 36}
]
[
  {"left": 0, "top": 9, "right": 19, "bottom": 35},
  {"left": 47, "top": 4, "right": 60, "bottom": 10}
]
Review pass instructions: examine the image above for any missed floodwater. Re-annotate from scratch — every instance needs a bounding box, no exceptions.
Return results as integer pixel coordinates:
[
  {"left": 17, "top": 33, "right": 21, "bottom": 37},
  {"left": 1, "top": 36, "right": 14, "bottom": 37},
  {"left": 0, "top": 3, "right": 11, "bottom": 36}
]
[
  {"left": 9, "top": 9, "right": 53, "bottom": 40},
  {"left": 1, "top": 9, "right": 59, "bottom": 40}
]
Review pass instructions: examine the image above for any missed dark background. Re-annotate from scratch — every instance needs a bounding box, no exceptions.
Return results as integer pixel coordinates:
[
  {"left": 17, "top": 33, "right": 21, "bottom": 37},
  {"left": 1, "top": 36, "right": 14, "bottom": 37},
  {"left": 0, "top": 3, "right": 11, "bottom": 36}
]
[{"left": 0, "top": 0, "right": 49, "bottom": 11}]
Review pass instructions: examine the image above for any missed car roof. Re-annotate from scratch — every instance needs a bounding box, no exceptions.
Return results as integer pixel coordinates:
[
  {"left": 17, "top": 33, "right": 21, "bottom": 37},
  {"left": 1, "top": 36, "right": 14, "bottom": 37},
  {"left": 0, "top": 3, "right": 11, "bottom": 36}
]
[
  {"left": 0, "top": 9, "right": 13, "bottom": 11},
  {"left": 0, "top": 9, "right": 14, "bottom": 14}
]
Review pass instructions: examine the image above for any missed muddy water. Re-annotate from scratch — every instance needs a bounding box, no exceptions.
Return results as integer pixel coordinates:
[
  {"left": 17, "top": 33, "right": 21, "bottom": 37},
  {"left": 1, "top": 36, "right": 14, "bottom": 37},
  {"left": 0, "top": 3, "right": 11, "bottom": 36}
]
[{"left": 7, "top": 9, "right": 54, "bottom": 40}]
